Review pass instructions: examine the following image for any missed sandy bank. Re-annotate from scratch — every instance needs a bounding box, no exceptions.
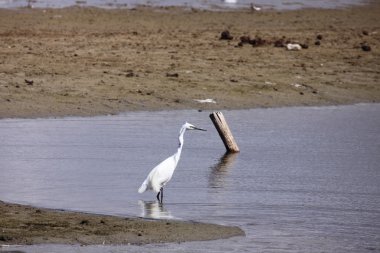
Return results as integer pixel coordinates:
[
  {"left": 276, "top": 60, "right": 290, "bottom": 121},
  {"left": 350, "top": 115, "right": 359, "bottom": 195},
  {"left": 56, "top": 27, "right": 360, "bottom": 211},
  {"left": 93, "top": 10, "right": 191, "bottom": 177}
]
[
  {"left": 0, "top": 4, "right": 379, "bottom": 118},
  {"left": 0, "top": 201, "right": 244, "bottom": 245}
]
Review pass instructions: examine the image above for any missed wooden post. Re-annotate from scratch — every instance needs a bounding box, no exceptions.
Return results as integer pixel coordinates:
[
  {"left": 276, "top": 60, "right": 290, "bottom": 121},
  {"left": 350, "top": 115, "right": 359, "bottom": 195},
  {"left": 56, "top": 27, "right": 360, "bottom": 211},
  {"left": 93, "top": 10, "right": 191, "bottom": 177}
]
[{"left": 209, "top": 112, "right": 240, "bottom": 153}]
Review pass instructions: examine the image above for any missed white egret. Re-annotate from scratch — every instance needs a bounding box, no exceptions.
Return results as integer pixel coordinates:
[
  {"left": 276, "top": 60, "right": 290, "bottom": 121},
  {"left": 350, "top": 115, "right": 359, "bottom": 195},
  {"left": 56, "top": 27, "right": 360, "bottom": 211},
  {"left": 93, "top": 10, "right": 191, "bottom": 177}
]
[{"left": 138, "top": 122, "right": 206, "bottom": 203}]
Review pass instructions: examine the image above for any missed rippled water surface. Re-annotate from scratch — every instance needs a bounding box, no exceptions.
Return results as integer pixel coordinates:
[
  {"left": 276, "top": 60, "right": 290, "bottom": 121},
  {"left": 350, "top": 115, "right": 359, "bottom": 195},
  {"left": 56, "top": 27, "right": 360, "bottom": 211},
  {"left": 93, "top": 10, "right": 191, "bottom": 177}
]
[
  {"left": 0, "top": 0, "right": 370, "bottom": 9},
  {"left": 1, "top": 104, "right": 380, "bottom": 252}
]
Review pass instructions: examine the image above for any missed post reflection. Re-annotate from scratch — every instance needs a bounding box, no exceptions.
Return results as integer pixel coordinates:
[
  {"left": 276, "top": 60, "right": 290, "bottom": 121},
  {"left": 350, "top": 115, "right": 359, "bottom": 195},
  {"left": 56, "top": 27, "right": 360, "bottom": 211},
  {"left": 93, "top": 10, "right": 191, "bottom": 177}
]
[
  {"left": 209, "top": 152, "right": 238, "bottom": 189},
  {"left": 138, "top": 200, "right": 174, "bottom": 219}
]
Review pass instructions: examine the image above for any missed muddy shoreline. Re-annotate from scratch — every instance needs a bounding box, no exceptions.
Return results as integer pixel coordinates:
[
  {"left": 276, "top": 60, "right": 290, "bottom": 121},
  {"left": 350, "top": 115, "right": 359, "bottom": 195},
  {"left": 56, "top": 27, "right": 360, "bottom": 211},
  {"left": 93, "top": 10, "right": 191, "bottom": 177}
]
[
  {"left": 0, "top": 200, "right": 245, "bottom": 245},
  {"left": 1, "top": 4, "right": 380, "bottom": 119}
]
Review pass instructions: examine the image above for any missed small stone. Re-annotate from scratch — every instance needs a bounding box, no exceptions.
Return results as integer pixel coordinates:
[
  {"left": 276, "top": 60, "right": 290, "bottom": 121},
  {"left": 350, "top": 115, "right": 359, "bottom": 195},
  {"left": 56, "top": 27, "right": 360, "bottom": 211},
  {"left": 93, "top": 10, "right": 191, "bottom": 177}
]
[
  {"left": 249, "top": 37, "right": 266, "bottom": 47},
  {"left": 25, "top": 79, "right": 34, "bottom": 85},
  {"left": 80, "top": 220, "right": 89, "bottom": 225},
  {"left": 239, "top": 35, "right": 251, "bottom": 44},
  {"left": 286, "top": 43, "right": 302, "bottom": 51},
  {"left": 361, "top": 45, "right": 371, "bottom": 52},
  {"left": 274, "top": 39, "right": 285, "bottom": 47},
  {"left": 166, "top": 73, "right": 179, "bottom": 78},
  {"left": 316, "top": 34, "right": 323, "bottom": 40},
  {"left": 0, "top": 235, "right": 13, "bottom": 241},
  {"left": 220, "top": 30, "right": 233, "bottom": 40}
]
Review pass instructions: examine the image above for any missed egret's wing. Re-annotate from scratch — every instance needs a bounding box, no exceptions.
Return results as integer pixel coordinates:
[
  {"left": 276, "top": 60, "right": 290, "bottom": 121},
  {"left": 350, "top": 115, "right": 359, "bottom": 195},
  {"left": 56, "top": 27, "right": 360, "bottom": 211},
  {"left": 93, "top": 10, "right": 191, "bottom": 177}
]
[{"left": 148, "top": 155, "right": 176, "bottom": 192}]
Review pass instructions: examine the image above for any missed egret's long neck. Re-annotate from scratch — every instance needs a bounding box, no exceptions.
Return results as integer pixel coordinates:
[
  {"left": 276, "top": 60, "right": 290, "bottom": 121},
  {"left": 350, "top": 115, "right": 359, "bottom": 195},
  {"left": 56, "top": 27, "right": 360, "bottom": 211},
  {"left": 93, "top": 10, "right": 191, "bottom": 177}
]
[{"left": 174, "top": 126, "right": 186, "bottom": 163}]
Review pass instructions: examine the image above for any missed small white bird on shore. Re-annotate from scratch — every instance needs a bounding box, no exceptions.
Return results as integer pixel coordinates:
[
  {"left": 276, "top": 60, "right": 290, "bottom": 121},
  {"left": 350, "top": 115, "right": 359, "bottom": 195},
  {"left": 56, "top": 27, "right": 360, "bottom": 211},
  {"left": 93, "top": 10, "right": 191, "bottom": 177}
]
[
  {"left": 138, "top": 122, "right": 206, "bottom": 203},
  {"left": 250, "top": 3, "right": 261, "bottom": 11}
]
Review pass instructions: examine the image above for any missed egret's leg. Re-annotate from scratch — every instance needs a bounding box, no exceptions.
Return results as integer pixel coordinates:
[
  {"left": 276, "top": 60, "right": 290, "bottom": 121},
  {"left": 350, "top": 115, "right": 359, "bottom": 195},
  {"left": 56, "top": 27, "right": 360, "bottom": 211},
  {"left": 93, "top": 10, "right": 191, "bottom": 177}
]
[
  {"left": 161, "top": 187, "right": 164, "bottom": 203},
  {"left": 156, "top": 191, "right": 161, "bottom": 202}
]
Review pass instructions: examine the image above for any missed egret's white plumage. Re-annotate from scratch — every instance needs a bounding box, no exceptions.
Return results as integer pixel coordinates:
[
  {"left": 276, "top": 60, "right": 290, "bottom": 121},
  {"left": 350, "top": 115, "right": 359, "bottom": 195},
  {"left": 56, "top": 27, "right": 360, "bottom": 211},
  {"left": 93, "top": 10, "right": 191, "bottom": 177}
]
[{"left": 138, "top": 122, "right": 206, "bottom": 202}]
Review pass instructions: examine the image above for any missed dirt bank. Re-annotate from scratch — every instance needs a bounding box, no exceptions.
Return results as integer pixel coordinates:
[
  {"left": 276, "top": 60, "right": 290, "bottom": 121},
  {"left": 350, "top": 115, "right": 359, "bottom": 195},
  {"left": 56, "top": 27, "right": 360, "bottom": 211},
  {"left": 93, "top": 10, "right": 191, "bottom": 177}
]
[
  {"left": 0, "top": 4, "right": 379, "bottom": 118},
  {"left": 0, "top": 201, "right": 244, "bottom": 245}
]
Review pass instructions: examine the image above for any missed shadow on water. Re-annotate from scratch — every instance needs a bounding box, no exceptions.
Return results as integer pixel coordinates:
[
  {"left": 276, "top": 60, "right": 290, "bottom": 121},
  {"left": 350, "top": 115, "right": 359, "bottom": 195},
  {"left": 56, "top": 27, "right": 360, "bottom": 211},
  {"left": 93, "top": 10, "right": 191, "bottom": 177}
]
[
  {"left": 138, "top": 200, "right": 174, "bottom": 219},
  {"left": 209, "top": 152, "right": 238, "bottom": 189}
]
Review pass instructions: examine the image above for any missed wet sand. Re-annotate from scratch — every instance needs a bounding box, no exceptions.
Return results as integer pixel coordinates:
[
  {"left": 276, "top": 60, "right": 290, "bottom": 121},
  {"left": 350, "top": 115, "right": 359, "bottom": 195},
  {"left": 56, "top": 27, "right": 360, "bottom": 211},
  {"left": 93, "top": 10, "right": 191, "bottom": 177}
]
[
  {"left": 0, "top": 3, "right": 379, "bottom": 118},
  {"left": 0, "top": 201, "right": 244, "bottom": 245}
]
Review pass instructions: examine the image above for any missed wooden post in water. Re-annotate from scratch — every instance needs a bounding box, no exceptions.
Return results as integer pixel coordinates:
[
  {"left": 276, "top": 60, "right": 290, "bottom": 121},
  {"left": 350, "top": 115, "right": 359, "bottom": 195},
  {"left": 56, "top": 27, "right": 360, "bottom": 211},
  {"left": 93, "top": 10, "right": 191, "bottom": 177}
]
[{"left": 209, "top": 112, "right": 240, "bottom": 153}]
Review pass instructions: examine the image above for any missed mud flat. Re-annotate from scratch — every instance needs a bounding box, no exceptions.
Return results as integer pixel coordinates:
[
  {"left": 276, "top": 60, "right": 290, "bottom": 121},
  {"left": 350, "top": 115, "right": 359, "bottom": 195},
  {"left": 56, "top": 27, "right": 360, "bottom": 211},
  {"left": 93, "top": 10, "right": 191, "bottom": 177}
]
[
  {"left": 0, "top": 201, "right": 244, "bottom": 245},
  {"left": 0, "top": 3, "right": 379, "bottom": 118}
]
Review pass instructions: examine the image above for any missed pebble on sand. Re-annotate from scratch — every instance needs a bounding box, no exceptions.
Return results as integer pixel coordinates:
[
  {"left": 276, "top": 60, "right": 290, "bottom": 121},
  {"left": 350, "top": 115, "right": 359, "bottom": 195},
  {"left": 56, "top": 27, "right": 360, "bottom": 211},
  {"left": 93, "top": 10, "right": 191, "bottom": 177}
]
[{"left": 220, "top": 30, "right": 233, "bottom": 40}]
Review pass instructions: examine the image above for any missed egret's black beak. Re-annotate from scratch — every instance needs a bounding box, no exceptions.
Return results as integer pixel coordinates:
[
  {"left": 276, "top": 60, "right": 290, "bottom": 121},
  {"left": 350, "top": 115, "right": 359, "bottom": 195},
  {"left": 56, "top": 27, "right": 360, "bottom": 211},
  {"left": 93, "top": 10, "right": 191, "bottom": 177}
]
[{"left": 193, "top": 126, "right": 207, "bottom": 131}]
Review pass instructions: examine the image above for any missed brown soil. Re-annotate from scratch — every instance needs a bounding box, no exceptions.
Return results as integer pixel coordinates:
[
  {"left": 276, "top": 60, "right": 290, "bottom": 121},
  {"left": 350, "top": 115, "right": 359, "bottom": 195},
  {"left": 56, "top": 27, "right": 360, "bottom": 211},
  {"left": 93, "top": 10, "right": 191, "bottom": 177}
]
[
  {"left": 0, "top": 201, "right": 244, "bottom": 245},
  {"left": 0, "top": 4, "right": 380, "bottom": 118}
]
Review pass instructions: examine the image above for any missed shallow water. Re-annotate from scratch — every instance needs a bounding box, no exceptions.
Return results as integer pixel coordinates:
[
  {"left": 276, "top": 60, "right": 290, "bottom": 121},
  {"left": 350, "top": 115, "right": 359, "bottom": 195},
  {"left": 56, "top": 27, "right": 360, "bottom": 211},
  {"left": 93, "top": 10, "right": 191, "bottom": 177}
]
[
  {"left": 1, "top": 104, "right": 380, "bottom": 252},
  {"left": 0, "top": 0, "right": 370, "bottom": 10}
]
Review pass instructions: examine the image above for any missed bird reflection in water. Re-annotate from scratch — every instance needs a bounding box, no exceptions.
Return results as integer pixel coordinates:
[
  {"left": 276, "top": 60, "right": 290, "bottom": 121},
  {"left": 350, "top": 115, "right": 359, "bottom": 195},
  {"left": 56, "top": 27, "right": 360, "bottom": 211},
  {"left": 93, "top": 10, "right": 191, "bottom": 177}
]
[
  {"left": 209, "top": 152, "right": 238, "bottom": 189},
  {"left": 138, "top": 200, "right": 174, "bottom": 219}
]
